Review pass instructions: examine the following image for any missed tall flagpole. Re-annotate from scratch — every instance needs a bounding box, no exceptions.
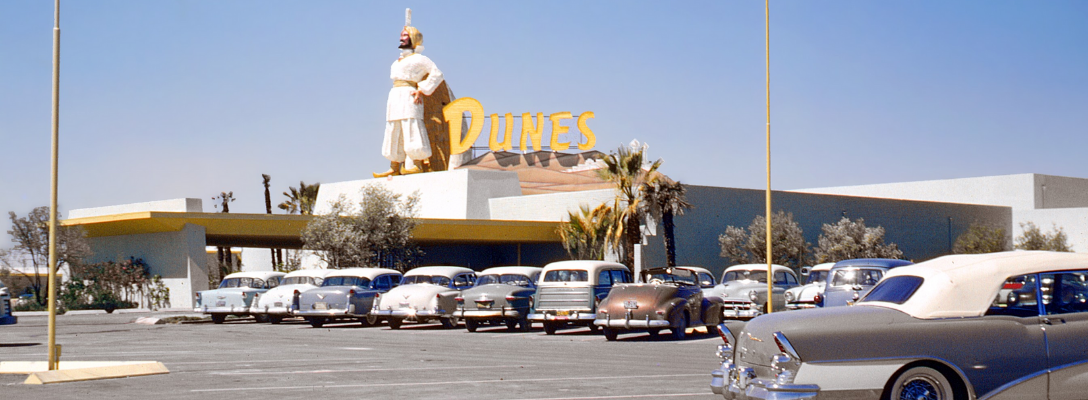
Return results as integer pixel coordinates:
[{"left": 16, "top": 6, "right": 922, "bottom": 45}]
[
  {"left": 47, "top": 0, "right": 62, "bottom": 371},
  {"left": 764, "top": 0, "right": 774, "bottom": 315}
]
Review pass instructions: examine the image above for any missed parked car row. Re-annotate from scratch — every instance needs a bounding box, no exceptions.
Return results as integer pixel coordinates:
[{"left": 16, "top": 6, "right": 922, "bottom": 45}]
[
  {"left": 710, "top": 250, "right": 1088, "bottom": 400},
  {"left": 193, "top": 260, "right": 735, "bottom": 340}
]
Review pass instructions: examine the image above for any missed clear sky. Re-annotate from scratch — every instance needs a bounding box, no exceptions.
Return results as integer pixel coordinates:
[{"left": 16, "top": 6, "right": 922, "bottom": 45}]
[{"left": 2, "top": 1, "right": 1086, "bottom": 246}]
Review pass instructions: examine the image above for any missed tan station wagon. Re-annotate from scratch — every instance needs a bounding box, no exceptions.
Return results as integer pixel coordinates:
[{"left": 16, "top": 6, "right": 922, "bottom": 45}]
[{"left": 528, "top": 260, "right": 632, "bottom": 335}]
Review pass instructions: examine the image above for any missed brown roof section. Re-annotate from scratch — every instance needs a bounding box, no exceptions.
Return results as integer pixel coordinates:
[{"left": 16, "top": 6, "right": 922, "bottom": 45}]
[{"left": 457, "top": 151, "right": 613, "bottom": 195}]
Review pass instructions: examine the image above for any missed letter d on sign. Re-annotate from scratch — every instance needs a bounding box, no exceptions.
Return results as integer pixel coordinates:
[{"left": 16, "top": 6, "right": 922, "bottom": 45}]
[{"left": 443, "top": 97, "right": 485, "bottom": 155}]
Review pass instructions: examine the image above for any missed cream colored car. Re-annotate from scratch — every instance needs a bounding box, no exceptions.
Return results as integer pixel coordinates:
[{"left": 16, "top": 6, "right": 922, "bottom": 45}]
[
  {"left": 373, "top": 266, "right": 476, "bottom": 329},
  {"left": 252, "top": 269, "right": 331, "bottom": 324}
]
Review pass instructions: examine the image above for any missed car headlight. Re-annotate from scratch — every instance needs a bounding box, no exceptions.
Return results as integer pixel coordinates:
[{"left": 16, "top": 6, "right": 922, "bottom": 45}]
[
  {"left": 748, "top": 290, "right": 759, "bottom": 303},
  {"left": 784, "top": 291, "right": 795, "bottom": 303}
]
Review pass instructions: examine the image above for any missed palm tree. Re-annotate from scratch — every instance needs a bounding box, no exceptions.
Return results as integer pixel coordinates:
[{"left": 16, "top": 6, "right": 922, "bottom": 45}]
[
  {"left": 278, "top": 181, "right": 321, "bottom": 215},
  {"left": 262, "top": 174, "right": 282, "bottom": 268},
  {"left": 558, "top": 203, "right": 618, "bottom": 260},
  {"left": 642, "top": 177, "right": 692, "bottom": 268},
  {"left": 211, "top": 191, "right": 236, "bottom": 279},
  {"left": 596, "top": 140, "right": 662, "bottom": 271}
]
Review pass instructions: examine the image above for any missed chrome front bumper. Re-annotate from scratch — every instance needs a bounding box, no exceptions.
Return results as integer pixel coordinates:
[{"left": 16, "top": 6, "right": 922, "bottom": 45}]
[
  {"left": 528, "top": 311, "right": 596, "bottom": 322},
  {"left": 721, "top": 303, "right": 762, "bottom": 319},
  {"left": 593, "top": 314, "right": 671, "bottom": 328},
  {"left": 711, "top": 362, "right": 819, "bottom": 400}
]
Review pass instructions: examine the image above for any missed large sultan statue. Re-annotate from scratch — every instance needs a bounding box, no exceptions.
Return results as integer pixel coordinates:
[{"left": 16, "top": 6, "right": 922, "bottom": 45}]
[{"left": 374, "top": 9, "right": 447, "bottom": 178}]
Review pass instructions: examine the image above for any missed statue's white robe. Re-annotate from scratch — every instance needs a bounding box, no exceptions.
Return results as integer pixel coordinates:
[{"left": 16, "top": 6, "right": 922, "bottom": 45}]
[{"left": 382, "top": 51, "right": 444, "bottom": 162}]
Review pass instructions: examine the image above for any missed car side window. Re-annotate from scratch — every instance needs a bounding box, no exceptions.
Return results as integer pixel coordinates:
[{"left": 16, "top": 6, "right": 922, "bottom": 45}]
[
  {"left": 598, "top": 270, "right": 613, "bottom": 286},
  {"left": 374, "top": 275, "right": 391, "bottom": 290},
  {"left": 987, "top": 274, "right": 1040, "bottom": 317},
  {"left": 862, "top": 270, "right": 883, "bottom": 286},
  {"left": 785, "top": 273, "right": 797, "bottom": 286},
  {"left": 266, "top": 277, "right": 280, "bottom": 289},
  {"left": 453, "top": 274, "right": 474, "bottom": 289},
  {"left": 698, "top": 273, "right": 715, "bottom": 287},
  {"left": 774, "top": 272, "right": 787, "bottom": 285},
  {"left": 1043, "top": 271, "right": 1088, "bottom": 315},
  {"left": 610, "top": 269, "right": 630, "bottom": 284}
]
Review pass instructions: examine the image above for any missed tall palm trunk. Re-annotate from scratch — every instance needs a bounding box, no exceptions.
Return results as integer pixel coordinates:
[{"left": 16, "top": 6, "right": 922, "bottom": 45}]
[
  {"left": 624, "top": 213, "right": 640, "bottom": 271},
  {"left": 663, "top": 210, "right": 676, "bottom": 268}
]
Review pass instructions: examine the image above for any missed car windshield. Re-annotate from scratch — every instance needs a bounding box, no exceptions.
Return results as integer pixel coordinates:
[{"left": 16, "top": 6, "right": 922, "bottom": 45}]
[
  {"left": 723, "top": 270, "right": 766, "bottom": 283},
  {"left": 403, "top": 275, "right": 452, "bottom": 286},
  {"left": 476, "top": 274, "right": 533, "bottom": 287},
  {"left": 643, "top": 269, "right": 696, "bottom": 285},
  {"left": 322, "top": 276, "right": 371, "bottom": 287},
  {"left": 282, "top": 276, "right": 320, "bottom": 286},
  {"left": 806, "top": 271, "right": 828, "bottom": 285},
  {"left": 544, "top": 270, "right": 588, "bottom": 282},
  {"left": 831, "top": 268, "right": 884, "bottom": 286},
  {"left": 860, "top": 276, "right": 924, "bottom": 304},
  {"left": 219, "top": 277, "right": 265, "bottom": 289}
]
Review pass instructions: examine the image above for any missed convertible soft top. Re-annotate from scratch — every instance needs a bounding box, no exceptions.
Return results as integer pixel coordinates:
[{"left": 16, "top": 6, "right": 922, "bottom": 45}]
[{"left": 859, "top": 251, "right": 1088, "bottom": 319}]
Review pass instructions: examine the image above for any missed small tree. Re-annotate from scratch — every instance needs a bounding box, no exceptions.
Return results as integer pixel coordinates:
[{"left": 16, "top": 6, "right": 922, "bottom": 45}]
[
  {"left": 211, "top": 191, "right": 236, "bottom": 281},
  {"left": 5, "top": 207, "right": 92, "bottom": 305},
  {"left": 302, "top": 185, "right": 421, "bottom": 270},
  {"left": 813, "top": 217, "right": 903, "bottom": 263},
  {"left": 718, "top": 211, "right": 810, "bottom": 269},
  {"left": 953, "top": 223, "right": 1010, "bottom": 254},
  {"left": 1015, "top": 222, "right": 1071, "bottom": 252},
  {"left": 559, "top": 203, "right": 618, "bottom": 260}
]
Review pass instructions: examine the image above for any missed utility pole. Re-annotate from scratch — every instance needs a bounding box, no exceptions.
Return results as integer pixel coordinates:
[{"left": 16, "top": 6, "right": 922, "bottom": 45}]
[
  {"left": 764, "top": 0, "right": 774, "bottom": 315},
  {"left": 47, "top": 0, "right": 62, "bottom": 371}
]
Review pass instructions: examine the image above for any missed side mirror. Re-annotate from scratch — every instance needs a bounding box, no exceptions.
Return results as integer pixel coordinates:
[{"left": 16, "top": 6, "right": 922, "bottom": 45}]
[{"left": 799, "top": 266, "right": 811, "bottom": 277}]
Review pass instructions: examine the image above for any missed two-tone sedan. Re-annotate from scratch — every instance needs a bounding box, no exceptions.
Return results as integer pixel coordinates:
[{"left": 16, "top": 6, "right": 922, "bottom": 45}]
[
  {"left": 783, "top": 263, "right": 832, "bottom": 310},
  {"left": 456, "top": 266, "right": 542, "bottom": 332},
  {"left": 294, "top": 268, "right": 403, "bottom": 328},
  {"left": 252, "top": 268, "right": 331, "bottom": 324},
  {"left": 710, "top": 251, "right": 1088, "bottom": 400},
  {"left": 373, "top": 266, "right": 476, "bottom": 329},
  {"left": 194, "top": 271, "right": 286, "bottom": 324},
  {"left": 595, "top": 266, "right": 723, "bottom": 340},
  {"left": 704, "top": 264, "right": 799, "bottom": 320}
]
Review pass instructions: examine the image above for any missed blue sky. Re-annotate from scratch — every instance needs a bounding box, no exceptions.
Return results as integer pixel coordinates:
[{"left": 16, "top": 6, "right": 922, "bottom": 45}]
[{"left": 2, "top": 1, "right": 1086, "bottom": 246}]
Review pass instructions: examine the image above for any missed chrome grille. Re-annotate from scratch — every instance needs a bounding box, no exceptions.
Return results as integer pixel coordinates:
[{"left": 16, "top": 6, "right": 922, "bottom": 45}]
[{"left": 535, "top": 287, "right": 591, "bottom": 310}]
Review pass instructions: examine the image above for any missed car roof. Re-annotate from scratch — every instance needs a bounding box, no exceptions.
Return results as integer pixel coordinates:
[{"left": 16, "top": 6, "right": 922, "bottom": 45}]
[
  {"left": 723, "top": 264, "right": 793, "bottom": 275},
  {"left": 325, "top": 268, "right": 402, "bottom": 279},
  {"left": 831, "top": 258, "right": 913, "bottom": 269},
  {"left": 283, "top": 269, "right": 333, "bottom": 279},
  {"left": 542, "top": 260, "right": 628, "bottom": 274},
  {"left": 478, "top": 266, "right": 543, "bottom": 276},
  {"left": 810, "top": 263, "right": 834, "bottom": 272},
  {"left": 859, "top": 251, "right": 1088, "bottom": 319},
  {"left": 675, "top": 266, "right": 713, "bottom": 276},
  {"left": 405, "top": 266, "right": 474, "bottom": 278},
  {"left": 223, "top": 271, "right": 286, "bottom": 280}
]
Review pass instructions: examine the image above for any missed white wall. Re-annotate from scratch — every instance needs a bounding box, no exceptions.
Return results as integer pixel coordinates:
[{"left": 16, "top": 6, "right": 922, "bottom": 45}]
[
  {"left": 83, "top": 223, "right": 208, "bottom": 309},
  {"left": 793, "top": 174, "right": 1038, "bottom": 210},
  {"left": 489, "top": 189, "right": 615, "bottom": 222},
  {"left": 69, "top": 198, "right": 202, "bottom": 219},
  {"left": 314, "top": 169, "right": 522, "bottom": 219}
]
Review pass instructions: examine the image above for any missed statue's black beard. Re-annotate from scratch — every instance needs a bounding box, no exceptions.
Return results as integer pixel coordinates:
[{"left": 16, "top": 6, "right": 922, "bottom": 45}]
[{"left": 399, "top": 39, "right": 413, "bottom": 49}]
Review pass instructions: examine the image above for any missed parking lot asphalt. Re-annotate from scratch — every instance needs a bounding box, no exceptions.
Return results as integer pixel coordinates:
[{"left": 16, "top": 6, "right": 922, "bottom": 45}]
[{"left": 1, "top": 312, "right": 723, "bottom": 399}]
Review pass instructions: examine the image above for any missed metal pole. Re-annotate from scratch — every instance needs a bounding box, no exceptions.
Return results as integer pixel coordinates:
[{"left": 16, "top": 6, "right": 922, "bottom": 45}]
[
  {"left": 47, "top": 0, "right": 62, "bottom": 371},
  {"left": 764, "top": 0, "right": 773, "bottom": 315}
]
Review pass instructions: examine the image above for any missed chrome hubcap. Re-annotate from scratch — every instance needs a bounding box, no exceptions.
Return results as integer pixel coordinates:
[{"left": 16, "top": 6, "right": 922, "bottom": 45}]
[{"left": 900, "top": 377, "right": 941, "bottom": 400}]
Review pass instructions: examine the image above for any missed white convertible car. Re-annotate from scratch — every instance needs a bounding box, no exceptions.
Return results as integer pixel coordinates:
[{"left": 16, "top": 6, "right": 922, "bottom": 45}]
[
  {"left": 373, "top": 266, "right": 476, "bottom": 329},
  {"left": 251, "top": 268, "right": 331, "bottom": 324},
  {"left": 711, "top": 251, "right": 1088, "bottom": 400}
]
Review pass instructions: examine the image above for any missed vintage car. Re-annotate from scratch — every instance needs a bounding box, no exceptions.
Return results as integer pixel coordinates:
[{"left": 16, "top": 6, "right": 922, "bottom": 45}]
[
  {"left": 528, "top": 260, "right": 633, "bottom": 335},
  {"left": 710, "top": 251, "right": 1088, "bottom": 400},
  {"left": 294, "top": 268, "right": 402, "bottom": 328},
  {"left": 194, "top": 271, "right": 286, "bottom": 324},
  {"left": 373, "top": 266, "right": 476, "bottom": 329},
  {"left": 704, "top": 264, "right": 799, "bottom": 320},
  {"left": 783, "top": 263, "right": 833, "bottom": 310},
  {"left": 683, "top": 265, "right": 718, "bottom": 289},
  {"left": 251, "top": 268, "right": 331, "bottom": 324},
  {"left": 815, "top": 258, "right": 913, "bottom": 307},
  {"left": 455, "top": 266, "right": 542, "bottom": 332},
  {"left": 0, "top": 278, "right": 15, "bottom": 325},
  {"left": 594, "top": 266, "right": 724, "bottom": 340}
]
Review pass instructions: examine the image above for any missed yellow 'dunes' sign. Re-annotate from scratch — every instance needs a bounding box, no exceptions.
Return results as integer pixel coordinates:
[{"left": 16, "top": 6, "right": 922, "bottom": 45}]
[{"left": 442, "top": 97, "right": 596, "bottom": 155}]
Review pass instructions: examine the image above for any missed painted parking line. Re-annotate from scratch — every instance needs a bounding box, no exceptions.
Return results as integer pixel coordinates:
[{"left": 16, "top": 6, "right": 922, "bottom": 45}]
[
  {"left": 501, "top": 393, "right": 709, "bottom": 400},
  {"left": 168, "top": 357, "right": 387, "bottom": 365},
  {"left": 209, "top": 364, "right": 534, "bottom": 376},
  {"left": 191, "top": 373, "right": 702, "bottom": 392}
]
